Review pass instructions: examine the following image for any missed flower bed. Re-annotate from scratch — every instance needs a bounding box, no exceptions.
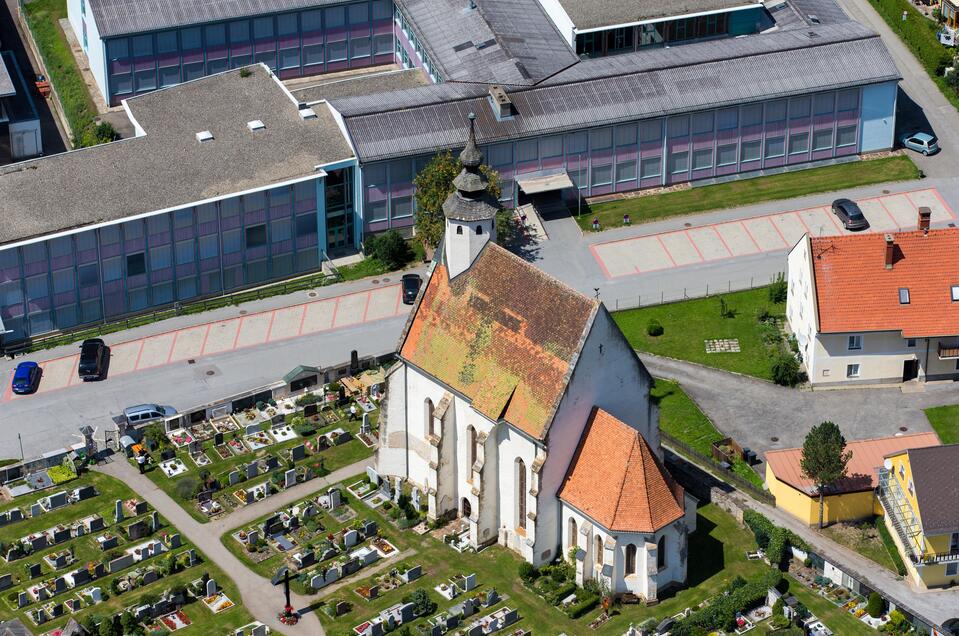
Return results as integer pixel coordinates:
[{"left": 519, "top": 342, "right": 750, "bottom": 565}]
[
  {"left": 202, "top": 592, "right": 235, "bottom": 614},
  {"left": 166, "top": 430, "right": 195, "bottom": 448},
  {"left": 227, "top": 439, "right": 247, "bottom": 455},
  {"left": 159, "top": 459, "right": 188, "bottom": 478},
  {"left": 159, "top": 610, "right": 192, "bottom": 630}
]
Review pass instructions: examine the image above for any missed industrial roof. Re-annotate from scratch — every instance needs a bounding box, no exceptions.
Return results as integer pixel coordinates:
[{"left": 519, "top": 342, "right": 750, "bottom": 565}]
[
  {"left": 765, "top": 432, "right": 940, "bottom": 495},
  {"left": 0, "top": 52, "right": 15, "bottom": 98},
  {"left": 87, "top": 0, "right": 346, "bottom": 37},
  {"left": 394, "top": 0, "right": 578, "bottom": 86},
  {"left": 334, "top": 25, "right": 899, "bottom": 162},
  {"left": 0, "top": 65, "right": 353, "bottom": 247},
  {"left": 291, "top": 68, "right": 430, "bottom": 104},
  {"left": 901, "top": 444, "right": 959, "bottom": 534},
  {"left": 399, "top": 242, "right": 599, "bottom": 440},
  {"left": 555, "top": 0, "right": 761, "bottom": 31},
  {"left": 810, "top": 229, "right": 959, "bottom": 338},
  {"left": 560, "top": 407, "right": 685, "bottom": 533}
]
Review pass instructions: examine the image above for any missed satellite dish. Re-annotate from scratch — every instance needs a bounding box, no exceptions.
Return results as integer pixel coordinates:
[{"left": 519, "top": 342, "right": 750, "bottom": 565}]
[{"left": 883, "top": 458, "right": 893, "bottom": 470}]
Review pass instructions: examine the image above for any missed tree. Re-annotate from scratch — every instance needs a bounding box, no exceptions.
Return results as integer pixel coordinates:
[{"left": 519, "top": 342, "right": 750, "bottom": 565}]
[
  {"left": 867, "top": 591, "right": 883, "bottom": 618},
  {"left": 800, "top": 421, "right": 853, "bottom": 529},
  {"left": 413, "top": 151, "right": 501, "bottom": 248},
  {"left": 98, "top": 616, "right": 118, "bottom": 636},
  {"left": 120, "top": 611, "right": 139, "bottom": 635},
  {"left": 365, "top": 230, "right": 411, "bottom": 270},
  {"left": 408, "top": 588, "right": 436, "bottom": 616}
]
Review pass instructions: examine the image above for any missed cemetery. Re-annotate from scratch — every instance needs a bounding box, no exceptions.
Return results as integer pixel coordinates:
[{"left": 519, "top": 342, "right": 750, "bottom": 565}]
[
  {"left": 0, "top": 471, "right": 256, "bottom": 634},
  {"left": 136, "top": 375, "right": 381, "bottom": 523}
]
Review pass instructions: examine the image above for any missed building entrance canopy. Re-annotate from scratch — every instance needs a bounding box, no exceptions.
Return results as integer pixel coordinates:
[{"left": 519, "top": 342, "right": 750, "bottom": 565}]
[{"left": 516, "top": 169, "right": 575, "bottom": 195}]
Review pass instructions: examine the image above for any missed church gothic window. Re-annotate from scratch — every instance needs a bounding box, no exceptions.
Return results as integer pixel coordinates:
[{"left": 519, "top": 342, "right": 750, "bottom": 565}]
[
  {"left": 567, "top": 517, "right": 577, "bottom": 552},
  {"left": 625, "top": 544, "right": 637, "bottom": 574},
  {"left": 657, "top": 536, "right": 667, "bottom": 570},
  {"left": 425, "top": 398, "right": 434, "bottom": 437},
  {"left": 516, "top": 458, "right": 527, "bottom": 529},
  {"left": 595, "top": 535, "right": 603, "bottom": 566}
]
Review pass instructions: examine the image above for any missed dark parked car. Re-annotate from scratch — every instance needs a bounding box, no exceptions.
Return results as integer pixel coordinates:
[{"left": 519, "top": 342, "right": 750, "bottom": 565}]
[
  {"left": 831, "top": 198, "right": 869, "bottom": 231},
  {"left": 78, "top": 338, "right": 108, "bottom": 381},
  {"left": 402, "top": 273, "right": 423, "bottom": 305},
  {"left": 11, "top": 361, "right": 42, "bottom": 394}
]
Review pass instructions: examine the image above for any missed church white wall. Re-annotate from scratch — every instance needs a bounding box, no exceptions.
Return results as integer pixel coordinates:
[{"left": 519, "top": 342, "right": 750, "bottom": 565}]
[
  {"left": 445, "top": 218, "right": 493, "bottom": 278},
  {"left": 541, "top": 308, "right": 656, "bottom": 567},
  {"left": 495, "top": 424, "right": 541, "bottom": 563},
  {"left": 376, "top": 363, "right": 409, "bottom": 478},
  {"left": 403, "top": 366, "right": 450, "bottom": 489}
]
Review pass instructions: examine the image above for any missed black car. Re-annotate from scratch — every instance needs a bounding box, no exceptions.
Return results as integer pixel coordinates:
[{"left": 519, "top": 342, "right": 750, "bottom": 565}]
[
  {"left": 78, "top": 338, "right": 108, "bottom": 381},
  {"left": 831, "top": 198, "right": 870, "bottom": 231},
  {"left": 402, "top": 273, "right": 423, "bottom": 305}
]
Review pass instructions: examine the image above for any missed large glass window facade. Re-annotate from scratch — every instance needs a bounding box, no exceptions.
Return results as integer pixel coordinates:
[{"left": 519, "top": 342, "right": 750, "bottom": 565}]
[{"left": 103, "top": 0, "right": 394, "bottom": 104}]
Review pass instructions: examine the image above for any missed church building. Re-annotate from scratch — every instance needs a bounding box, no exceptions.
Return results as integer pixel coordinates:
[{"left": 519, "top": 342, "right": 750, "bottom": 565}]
[{"left": 376, "top": 116, "right": 696, "bottom": 601}]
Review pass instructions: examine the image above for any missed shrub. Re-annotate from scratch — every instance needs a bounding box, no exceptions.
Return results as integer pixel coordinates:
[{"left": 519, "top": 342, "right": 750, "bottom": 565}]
[
  {"left": 769, "top": 272, "right": 788, "bottom": 304},
  {"left": 743, "top": 510, "right": 775, "bottom": 548},
  {"left": 48, "top": 465, "right": 77, "bottom": 484},
  {"left": 673, "top": 568, "right": 781, "bottom": 634},
  {"left": 365, "top": 231, "right": 412, "bottom": 270},
  {"left": 409, "top": 589, "right": 436, "bottom": 616},
  {"left": 771, "top": 352, "right": 802, "bottom": 387},
  {"left": 563, "top": 592, "right": 600, "bottom": 619},
  {"left": 546, "top": 581, "right": 577, "bottom": 606},
  {"left": 867, "top": 591, "right": 884, "bottom": 618},
  {"left": 646, "top": 319, "right": 664, "bottom": 337},
  {"left": 518, "top": 562, "right": 539, "bottom": 583},
  {"left": 756, "top": 306, "right": 773, "bottom": 323},
  {"left": 175, "top": 477, "right": 200, "bottom": 500},
  {"left": 295, "top": 393, "right": 320, "bottom": 407}
]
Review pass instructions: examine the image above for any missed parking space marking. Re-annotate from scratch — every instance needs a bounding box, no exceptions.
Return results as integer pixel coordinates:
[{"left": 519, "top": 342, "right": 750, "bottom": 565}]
[
  {"left": 591, "top": 187, "right": 956, "bottom": 279},
  {"left": 2, "top": 284, "right": 405, "bottom": 401}
]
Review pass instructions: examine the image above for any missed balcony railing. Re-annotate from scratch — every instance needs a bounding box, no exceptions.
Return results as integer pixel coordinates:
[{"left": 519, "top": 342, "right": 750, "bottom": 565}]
[{"left": 878, "top": 469, "right": 959, "bottom": 566}]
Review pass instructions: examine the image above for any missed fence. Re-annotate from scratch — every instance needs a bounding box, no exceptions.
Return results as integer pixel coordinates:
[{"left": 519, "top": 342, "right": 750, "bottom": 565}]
[
  {"left": 607, "top": 273, "right": 785, "bottom": 312},
  {"left": 660, "top": 430, "right": 775, "bottom": 505},
  {"left": 10, "top": 263, "right": 340, "bottom": 355}
]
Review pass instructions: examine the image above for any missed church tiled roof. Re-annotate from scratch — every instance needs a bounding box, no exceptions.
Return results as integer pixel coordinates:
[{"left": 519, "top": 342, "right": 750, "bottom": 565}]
[
  {"left": 399, "top": 243, "right": 598, "bottom": 439},
  {"left": 559, "top": 407, "right": 685, "bottom": 533}
]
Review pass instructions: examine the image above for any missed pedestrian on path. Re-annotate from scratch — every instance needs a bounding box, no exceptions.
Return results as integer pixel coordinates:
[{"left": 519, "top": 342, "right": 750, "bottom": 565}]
[
  {"left": 349, "top": 404, "right": 357, "bottom": 421},
  {"left": 136, "top": 451, "right": 147, "bottom": 474}
]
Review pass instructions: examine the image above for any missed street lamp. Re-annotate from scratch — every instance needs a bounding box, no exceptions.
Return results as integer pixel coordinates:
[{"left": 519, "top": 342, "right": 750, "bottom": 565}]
[{"left": 577, "top": 153, "right": 584, "bottom": 218}]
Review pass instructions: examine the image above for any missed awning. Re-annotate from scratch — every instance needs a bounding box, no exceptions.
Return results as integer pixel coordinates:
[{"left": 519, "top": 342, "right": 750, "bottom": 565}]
[{"left": 516, "top": 169, "right": 574, "bottom": 195}]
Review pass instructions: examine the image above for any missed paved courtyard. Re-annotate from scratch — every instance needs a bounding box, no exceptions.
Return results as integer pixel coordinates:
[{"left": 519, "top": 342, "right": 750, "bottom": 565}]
[
  {"left": 591, "top": 188, "right": 954, "bottom": 279},
  {"left": 2, "top": 284, "right": 404, "bottom": 403}
]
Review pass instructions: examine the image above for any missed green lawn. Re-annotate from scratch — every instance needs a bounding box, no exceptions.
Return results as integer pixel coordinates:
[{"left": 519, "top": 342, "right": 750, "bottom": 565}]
[
  {"left": 21, "top": 0, "right": 100, "bottom": 146},
  {"left": 821, "top": 519, "right": 900, "bottom": 575},
  {"left": 0, "top": 471, "right": 255, "bottom": 634},
  {"left": 653, "top": 379, "right": 764, "bottom": 489},
  {"left": 784, "top": 576, "right": 876, "bottom": 635},
  {"left": 577, "top": 156, "right": 919, "bottom": 232},
  {"left": 614, "top": 286, "right": 785, "bottom": 380},
  {"left": 922, "top": 404, "right": 959, "bottom": 444},
  {"left": 141, "top": 405, "right": 375, "bottom": 523},
  {"left": 227, "top": 478, "right": 769, "bottom": 636},
  {"left": 337, "top": 239, "right": 425, "bottom": 282}
]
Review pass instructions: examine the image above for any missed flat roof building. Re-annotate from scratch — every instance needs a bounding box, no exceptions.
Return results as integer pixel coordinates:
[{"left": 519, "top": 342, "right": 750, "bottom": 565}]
[{"left": 0, "top": 50, "right": 42, "bottom": 163}]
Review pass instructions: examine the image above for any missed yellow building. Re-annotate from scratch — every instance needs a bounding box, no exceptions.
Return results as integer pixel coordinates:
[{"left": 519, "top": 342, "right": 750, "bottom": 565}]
[
  {"left": 943, "top": 0, "right": 958, "bottom": 29},
  {"left": 879, "top": 444, "right": 959, "bottom": 589},
  {"left": 765, "top": 433, "right": 939, "bottom": 526}
]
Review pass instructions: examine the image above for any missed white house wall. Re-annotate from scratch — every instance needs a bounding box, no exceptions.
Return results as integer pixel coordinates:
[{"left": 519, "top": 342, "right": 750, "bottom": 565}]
[
  {"left": 66, "top": 0, "right": 107, "bottom": 101},
  {"left": 786, "top": 235, "right": 818, "bottom": 377}
]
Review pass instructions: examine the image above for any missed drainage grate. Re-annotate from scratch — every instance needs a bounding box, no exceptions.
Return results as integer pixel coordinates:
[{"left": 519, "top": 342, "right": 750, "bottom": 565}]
[
  {"left": 899, "top": 426, "right": 908, "bottom": 432},
  {"left": 206, "top": 370, "right": 215, "bottom": 376},
  {"left": 382, "top": 277, "right": 390, "bottom": 283},
  {"left": 239, "top": 310, "right": 247, "bottom": 315},
  {"left": 308, "top": 292, "right": 317, "bottom": 297},
  {"left": 187, "top": 359, "right": 196, "bottom": 365},
  {"left": 770, "top": 436, "right": 779, "bottom": 443},
  {"left": 372, "top": 279, "right": 380, "bottom": 284}
]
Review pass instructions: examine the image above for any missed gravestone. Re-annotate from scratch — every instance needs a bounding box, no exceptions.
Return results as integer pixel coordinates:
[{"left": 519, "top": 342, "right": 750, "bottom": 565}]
[
  {"left": 264, "top": 456, "right": 279, "bottom": 471},
  {"left": 284, "top": 469, "right": 297, "bottom": 488},
  {"left": 114, "top": 499, "right": 124, "bottom": 523},
  {"left": 160, "top": 449, "right": 175, "bottom": 461},
  {"left": 151, "top": 540, "right": 163, "bottom": 556},
  {"left": 335, "top": 600, "right": 350, "bottom": 616},
  {"left": 206, "top": 578, "right": 217, "bottom": 597},
  {"left": 169, "top": 533, "right": 181, "bottom": 548},
  {"left": 328, "top": 488, "right": 341, "bottom": 509},
  {"left": 31, "top": 503, "right": 42, "bottom": 517},
  {"left": 126, "top": 519, "right": 149, "bottom": 540},
  {"left": 10, "top": 508, "right": 24, "bottom": 521},
  {"left": 98, "top": 535, "right": 118, "bottom": 551},
  {"left": 462, "top": 597, "right": 475, "bottom": 617},
  {"left": 49, "top": 491, "right": 68, "bottom": 509},
  {"left": 301, "top": 504, "right": 318, "bottom": 519},
  {"left": 0, "top": 573, "right": 11, "bottom": 590},
  {"left": 88, "top": 516, "right": 105, "bottom": 532},
  {"left": 151, "top": 511, "right": 160, "bottom": 532},
  {"left": 51, "top": 602, "right": 64, "bottom": 617},
  {"left": 503, "top": 609, "right": 519, "bottom": 625},
  {"left": 291, "top": 444, "right": 306, "bottom": 461},
  {"left": 142, "top": 570, "right": 158, "bottom": 585},
  {"left": 52, "top": 552, "right": 69, "bottom": 568},
  {"left": 228, "top": 470, "right": 241, "bottom": 486},
  {"left": 31, "top": 535, "right": 48, "bottom": 551},
  {"left": 72, "top": 568, "right": 91, "bottom": 585},
  {"left": 28, "top": 562, "right": 42, "bottom": 578},
  {"left": 109, "top": 553, "right": 135, "bottom": 573},
  {"left": 188, "top": 440, "right": 201, "bottom": 455},
  {"left": 402, "top": 565, "right": 422, "bottom": 583},
  {"left": 76, "top": 485, "right": 97, "bottom": 500},
  {"left": 246, "top": 490, "right": 255, "bottom": 505},
  {"left": 399, "top": 602, "right": 415, "bottom": 624},
  {"left": 187, "top": 549, "right": 197, "bottom": 566},
  {"left": 430, "top": 625, "right": 444, "bottom": 636},
  {"left": 445, "top": 615, "right": 460, "bottom": 630},
  {"left": 53, "top": 527, "right": 71, "bottom": 544},
  {"left": 252, "top": 625, "right": 268, "bottom": 636},
  {"left": 133, "top": 500, "right": 148, "bottom": 515},
  {"left": 343, "top": 529, "right": 359, "bottom": 548},
  {"left": 366, "top": 466, "right": 379, "bottom": 486},
  {"left": 246, "top": 463, "right": 259, "bottom": 479},
  {"left": 75, "top": 524, "right": 85, "bottom": 538},
  {"left": 304, "top": 403, "right": 318, "bottom": 417},
  {"left": 310, "top": 573, "right": 326, "bottom": 590},
  {"left": 368, "top": 620, "right": 384, "bottom": 636},
  {"left": 361, "top": 411, "right": 370, "bottom": 434},
  {"left": 54, "top": 577, "right": 66, "bottom": 593},
  {"left": 261, "top": 515, "right": 279, "bottom": 535},
  {"left": 485, "top": 588, "right": 499, "bottom": 606},
  {"left": 464, "top": 573, "right": 477, "bottom": 591},
  {"left": 362, "top": 520, "right": 377, "bottom": 537},
  {"left": 467, "top": 624, "right": 483, "bottom": 636},
  {"left": 214, "top": 432, "right": 224, "bottom": 446},
  {"left": 18, "top": 591, "right": 29, "bottom": 608},
  {"left": 245, "top": 423, "right": 261, "bottom": 436},
  {"left": 197, "top": 490, "right": 213, "bottom": 504},
  {"left": 246, "top": 529, "right": 259, "bottom": 546},
  {"left": 90, "top": 587, "right": 102, "bottom": 603},
  {"left": 0, "top": 512, "right": 7, "bottom": 527}
]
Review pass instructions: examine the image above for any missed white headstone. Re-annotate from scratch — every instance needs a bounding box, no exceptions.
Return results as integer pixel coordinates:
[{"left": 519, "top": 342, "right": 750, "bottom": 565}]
[
  {"left": 284, "top": 469, "right": 297, "bottom": 488},
  {"left": 206, "top": 578, "right": 217, "bottom": 597},
  {"left": 411, "top": 487, "right": 420, "bottom": 510}
]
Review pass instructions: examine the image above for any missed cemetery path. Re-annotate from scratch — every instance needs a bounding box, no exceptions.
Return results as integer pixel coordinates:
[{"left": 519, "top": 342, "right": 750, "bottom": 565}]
[{"left": 96, "top": 455, "right": 373, "bottom": 635}]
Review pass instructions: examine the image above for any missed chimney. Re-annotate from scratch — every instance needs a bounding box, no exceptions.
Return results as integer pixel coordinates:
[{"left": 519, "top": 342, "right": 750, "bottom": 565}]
[
  {"left": 885, "top": 234, "right": 895, "bottom": 269},
  {"left": 488, "top": 85, "right": 513, "bottom": 121},
  {"left": 918, "top": 206, "right": 931, "bottom": 234}
]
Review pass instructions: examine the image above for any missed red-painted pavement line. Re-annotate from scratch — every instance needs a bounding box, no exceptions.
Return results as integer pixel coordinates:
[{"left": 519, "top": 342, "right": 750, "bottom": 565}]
[
  {"left": 589, "top": 244, "right": 616, "bottom": 279},
  {"left": 655, "top": 235, "right": 678, "bottom": 267},
  {"left": 66, "top": 354, "right": 83, "bottom": 386},
  {"left": 164, "top": 331, "right": 180, "bottom": 365},
  {"left": 794, "top": 211, "right": 813, "bottom": 234},
  {"left": 767, "top": 216, "right": 790, "bottom": 248},
  {"left": 876, "top": 197, "right": 902, "bottom": 231},
  {"left": 682, "top": 230, "right": 706, "bottom": 262},
  {"left": 230, "top": 316, "right": 246, "bottom": 352},
  {"left": 263, "top": 309, "right": 279, "bottom": 343},
  {"left": 2, "top": 373, "right": 14, "bottom": 402},
  {"left": 132, "top": 339, "right": 147, "bottom": 371},
  {"left": 197, "top": 324, "right": 212, "bottom": 356},
  {"left": 328, "top": 296, "right": 342, "bottom": 330},
  {"left": 738, "top": 220, "right": 762, "bottom": 252},
  {"left": 294, "top": 304, "right": 309, "bottom": 337},
  {"left": 930, "top": 188, "right": 957, "bottom": 217},
  {"left": 825, "top": 206, "right": 845, "bottom": 233},
  {"left": 392, "top": 285, "right": 403, "bottom": 315},
  {"left": 360, "top": 291, "right": 372, "bottom": 323},
  {"left": 709, "top": 226, "right": 735, "bottom": 258}
]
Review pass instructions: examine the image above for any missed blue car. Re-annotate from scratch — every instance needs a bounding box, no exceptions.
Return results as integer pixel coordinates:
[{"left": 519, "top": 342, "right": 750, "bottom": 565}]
[{"left": 11, "top": 361, "right": 42, "bottom": 395}]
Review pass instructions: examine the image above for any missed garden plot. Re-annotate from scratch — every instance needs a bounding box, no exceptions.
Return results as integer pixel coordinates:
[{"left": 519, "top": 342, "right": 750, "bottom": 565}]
[
  {"left": 201, "top": 591, "right": 235, "bottom": 614},
  {"left": 243, "top": 431, "right": 274, "bottom": 451}
]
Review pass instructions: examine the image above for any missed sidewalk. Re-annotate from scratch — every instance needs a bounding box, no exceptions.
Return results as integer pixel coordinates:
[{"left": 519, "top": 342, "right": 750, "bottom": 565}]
[{"left": 94, "top": 455, "right": 375, "bottom": 635}]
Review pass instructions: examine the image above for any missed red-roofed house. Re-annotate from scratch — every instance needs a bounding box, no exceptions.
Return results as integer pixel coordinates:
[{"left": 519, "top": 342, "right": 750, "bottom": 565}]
[
  {"left": 376, "top": 127, "right": 694, "bottom": 601},
  {"left": 786, "top": 224, "right": 959, "bottom": 385}
]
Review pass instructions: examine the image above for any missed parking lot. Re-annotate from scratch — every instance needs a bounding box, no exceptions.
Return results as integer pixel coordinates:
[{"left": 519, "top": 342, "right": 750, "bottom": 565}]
[
  {"left": 2, "top": 283, "right": 405, "bottom": 403},
  {"left": 590, "top": 187, "right": 954, "bottom": 279}
]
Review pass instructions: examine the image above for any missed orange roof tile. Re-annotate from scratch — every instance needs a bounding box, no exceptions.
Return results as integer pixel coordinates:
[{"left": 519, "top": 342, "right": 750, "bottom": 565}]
[
  {"left": 559, "top": 408, "right": 685, "bottom": 533},
  {"left": 765, "top": 431, "right": 940, "bottom": 495},
  {"left": 399, "top": 243, "right": 598, "bottom": 439},
  {"left": 811, "top": 229, "right": 959, "bottom": 337}
]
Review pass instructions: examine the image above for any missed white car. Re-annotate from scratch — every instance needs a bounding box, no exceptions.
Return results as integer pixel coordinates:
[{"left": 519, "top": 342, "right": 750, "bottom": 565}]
[{"left": 900, "top": 132, "right": 940, "bottom": 156}]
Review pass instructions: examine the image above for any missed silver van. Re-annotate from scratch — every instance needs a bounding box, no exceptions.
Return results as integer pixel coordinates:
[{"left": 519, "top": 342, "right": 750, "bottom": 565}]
[{"left": 123, "top": 404, "right": 177, "bottom": 424}]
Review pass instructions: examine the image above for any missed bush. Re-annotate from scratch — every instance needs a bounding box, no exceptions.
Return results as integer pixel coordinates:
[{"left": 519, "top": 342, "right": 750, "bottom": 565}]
[
  {"left": 771, "top": 352, "right": 802, "bottom": 387},
  {"left": 545, "top": 581, "right": 577, "bottom": 605},
  {"left": 365, "top": 231, "right": 412, "bottom": 270},
  {"left": 408, "top": 589, "right": 436, "bottom": 616},
  {"left": 646, "top": 319, "right": 664, "bottom": 337},
  {"left": 756, "top": 306, "right": 773, "bottom": 323},
  {"left": 563, "top": 591, "right": 600, "bottom": 619},
  {"left": 743, "top": 510, "right": 775, "bottom": 548},
  {"left": 175, "top": 477, "right": 200, "bottom": 500},
  {"left": 867, "top": 591, "right": 884, "bottom": 618},
  {"left": 518, "top": 562, "right": 539, "bottom": 583},
  {"left": 672, "top": 568, "right": 781, "bottom": 634},
  {"left": 48, "top": 465, "right": 77, "bottom": 484},
  {"left": 769, "top": 272, "right": 788, "bottom": 304}
]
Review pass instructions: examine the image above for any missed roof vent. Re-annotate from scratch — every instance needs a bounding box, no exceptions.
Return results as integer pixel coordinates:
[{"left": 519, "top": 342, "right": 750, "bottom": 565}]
[
  {"left": 807, "top": 14, "right": 821, "bottom": 23},
  {"left": 195, "top": 130, "right": 214, "bottom": 143},
  {"left": 298, "top": 108, "right": 317, "bottom": 120},
  {"left": 247, "top": 119, "right": 265, "bottom": 131},
  {"left": 488, "top": 85, "right": 513, "bottom": 121}
]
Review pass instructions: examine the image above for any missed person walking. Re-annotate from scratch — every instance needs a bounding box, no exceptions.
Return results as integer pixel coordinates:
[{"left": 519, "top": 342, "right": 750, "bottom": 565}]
[
  {"left": 349, "top": 404, "right": 358, "bottom": 421},
  {"left": 136, "top": 451, "right": 147, "bottom": 474}
]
